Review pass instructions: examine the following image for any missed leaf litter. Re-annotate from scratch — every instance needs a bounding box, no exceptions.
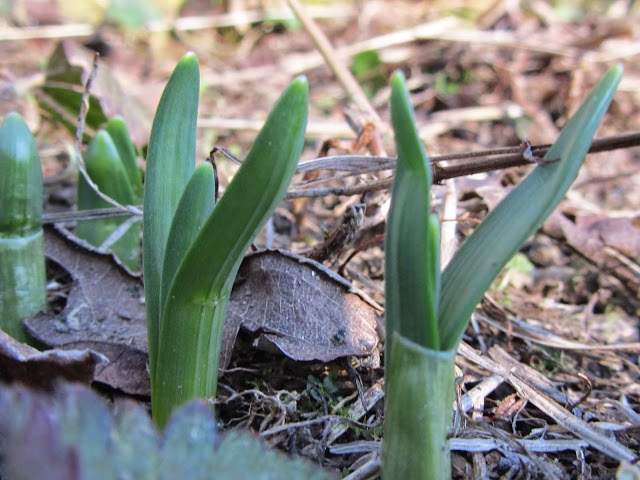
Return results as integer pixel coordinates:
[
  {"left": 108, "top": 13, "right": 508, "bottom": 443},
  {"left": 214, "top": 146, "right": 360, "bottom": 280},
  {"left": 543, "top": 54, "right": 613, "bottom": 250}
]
[{"left": 20, "top": 226, "right": 380, "bottom": 396}]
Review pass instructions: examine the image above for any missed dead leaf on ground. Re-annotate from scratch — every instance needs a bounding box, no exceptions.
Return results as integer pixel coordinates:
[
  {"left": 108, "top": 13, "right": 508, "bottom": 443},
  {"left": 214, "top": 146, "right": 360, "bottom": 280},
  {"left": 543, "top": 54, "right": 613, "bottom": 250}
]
[
  {"left": 0, "top": 329, "right": 107, "bottom": 390},
  {"left": 222, "top": 249, "right": 381, "bottom": 368},
  {"left": 575, "top": 214, "right": 640, "bottom": 260},
  {"left": 24, "top": 225, "right": 149, "bottom": 395},
  {"left": 543, "top": 211, "right": 640, "bottom": 301},
  {"left": 26, "top": 228, "right": 381, "bottom": 394}
]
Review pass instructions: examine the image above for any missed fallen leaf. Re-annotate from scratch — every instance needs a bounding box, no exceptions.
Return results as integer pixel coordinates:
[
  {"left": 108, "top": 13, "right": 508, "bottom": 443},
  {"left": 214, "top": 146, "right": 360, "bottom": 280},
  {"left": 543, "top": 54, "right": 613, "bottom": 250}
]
[
  {"left": 575, "top": 215, "right": 640, "bottom": 260},
  {"left": 0, "top": 329, "right": 107, "bottom": 390},
  {"left": 543, "top": 211, "right": 640, "bottom": 301},
  {"left": 24, "top": 225, "right": 149, "bottom": 395},
  {"left": 222, "top": 249, "right": 381, "bottom": 367},
  {"left": 26, "top": 229, "right": 381, "bottom": 394}
]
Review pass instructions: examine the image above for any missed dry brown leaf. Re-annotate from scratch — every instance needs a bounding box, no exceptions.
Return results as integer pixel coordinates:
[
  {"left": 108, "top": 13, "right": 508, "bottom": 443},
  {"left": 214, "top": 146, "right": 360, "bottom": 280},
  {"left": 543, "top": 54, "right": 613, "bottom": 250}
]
[
  {"left": 0, "top": 329, "right": 106, "bottom": 390},
  {"left": 24, "top": 225, "right": 149, "bottom": 395},
  {"left": 222, "top": 249, "right": 380, "bottom": 368},
  {"left": 26, "top": 228, "right": 381, "bottom": 394},
  {"left": 543, "top": 211, "right": 640, "bottom": 300}
]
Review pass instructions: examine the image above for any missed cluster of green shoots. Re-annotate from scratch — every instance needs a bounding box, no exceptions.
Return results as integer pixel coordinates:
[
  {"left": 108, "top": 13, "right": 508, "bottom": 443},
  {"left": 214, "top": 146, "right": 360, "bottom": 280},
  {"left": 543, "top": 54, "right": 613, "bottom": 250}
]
[
  {"left": 0, "top": 50, "right": 621, "bottom": 479},
  {"left": 76, "top": 117, "right": 143, "bottom": 271},
  {"left": 382, "top": 67, "right": 621, "bottom": 477}
]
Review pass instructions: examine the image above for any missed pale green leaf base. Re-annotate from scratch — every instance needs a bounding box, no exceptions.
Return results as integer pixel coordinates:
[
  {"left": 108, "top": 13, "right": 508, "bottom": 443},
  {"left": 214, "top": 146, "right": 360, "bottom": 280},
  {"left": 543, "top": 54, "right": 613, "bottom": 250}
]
[
  {"left": 0, "top": 231, "right": 46, "bottom": 343},
  {"left": 382, "top": 332, "right": 456, "bottom": 479}
]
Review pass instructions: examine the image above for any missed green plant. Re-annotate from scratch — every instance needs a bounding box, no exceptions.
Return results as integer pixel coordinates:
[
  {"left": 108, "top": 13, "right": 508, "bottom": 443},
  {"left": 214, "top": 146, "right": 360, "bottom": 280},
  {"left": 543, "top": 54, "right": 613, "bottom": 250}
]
[
  {"left": 0, "top": 112, "right": 46, "bottom": 343},
  {"left": 76, "top": 117, "right": 143, "bottom": 271},
  {"left": 0, "top": 382, "right": 331, "bottom": 480},
  {"left": 382, "top": 66, "right": 622, "bottom": 478},
  {"left": 143, "top": 52, "right": 308, "bottom": 427}
]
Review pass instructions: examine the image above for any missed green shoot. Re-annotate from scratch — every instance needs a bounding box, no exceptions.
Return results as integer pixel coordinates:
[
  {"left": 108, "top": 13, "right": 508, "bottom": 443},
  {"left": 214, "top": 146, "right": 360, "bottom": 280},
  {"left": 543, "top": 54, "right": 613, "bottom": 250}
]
[
  {"left": 144, "top": 52, "right": 308, "bottom": 427},
  {"left": 0, "top": 112, "right": 46, "bottom": 343},
  {"left": 382, "top": 66, "right": 622, "bottom": 478}
]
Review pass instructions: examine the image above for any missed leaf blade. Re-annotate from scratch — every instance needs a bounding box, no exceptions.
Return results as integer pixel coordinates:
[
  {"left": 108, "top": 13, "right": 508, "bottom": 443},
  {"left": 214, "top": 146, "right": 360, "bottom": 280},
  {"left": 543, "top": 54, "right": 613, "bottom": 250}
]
[
  {"left": 438, "top": 65, "right": 623, "bottom": 349},
  {"left": 385, "top": 71, "right": 440, "bottom": 353},
  {"left": 143, "top": 52, "right": 199, "bottom": 376}
]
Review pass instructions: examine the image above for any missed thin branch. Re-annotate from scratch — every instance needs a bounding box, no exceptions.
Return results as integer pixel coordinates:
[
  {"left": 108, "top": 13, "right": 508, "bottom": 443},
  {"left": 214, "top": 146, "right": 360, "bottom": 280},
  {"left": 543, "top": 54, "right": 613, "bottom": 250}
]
[
  {"left": 285, "top": 0, "right": 383, "bottom": 127},
  {"left": 42, "top": 131, "right": 640, "bottom": 223},
  {"left": 73, "top": 53, "right": 142, "bottom": 217}
]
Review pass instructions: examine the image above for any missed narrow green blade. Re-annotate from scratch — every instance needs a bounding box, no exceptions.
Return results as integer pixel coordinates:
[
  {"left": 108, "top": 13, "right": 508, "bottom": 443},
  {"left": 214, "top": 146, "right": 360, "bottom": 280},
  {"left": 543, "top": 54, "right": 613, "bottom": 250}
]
[
  {"left": 386, "top": 71, "right": 440, "bottom": 353},
  {"left": 438, "top": 65, "right": 622, "bottom": 350},
  {"left": 0, "top": 113, "right": 43, "bottom": 238},
  {"left": 105, "top": 116, "right": 143, "bottom": 201},
  {"left": 77, "top": 130, "right": 140, "bottom": 270},
  {"left": 143, "top": 52, "right": 199, "bottom": 375},
  {"left": 160, "top": 163, "right": 215, "bottom": 318}
]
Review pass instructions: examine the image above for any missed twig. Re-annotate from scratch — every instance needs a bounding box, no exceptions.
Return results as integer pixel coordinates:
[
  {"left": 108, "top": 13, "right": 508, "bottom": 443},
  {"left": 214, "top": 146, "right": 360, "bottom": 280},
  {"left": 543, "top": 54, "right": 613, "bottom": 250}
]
[
  {"left": 285, "top": 0, "right": 383, "bottom": 127},
  {"left": 73, "top": 53, "right": 142, "bottom": 217},
  {"left": 42, "top": 132, "right": 640, "bottom": 223},
  {"left": 0, "top": 6, "right": 356, "bottom": 41}
]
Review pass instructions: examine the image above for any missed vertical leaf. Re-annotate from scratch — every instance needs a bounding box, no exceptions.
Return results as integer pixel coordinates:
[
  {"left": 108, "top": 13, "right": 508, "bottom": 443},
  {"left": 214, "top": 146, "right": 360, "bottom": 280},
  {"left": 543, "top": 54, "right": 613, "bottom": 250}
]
[
  {"left": 105, "top": 116, "right": 143, "bottom": 200},
  {"left": 385, "top": 71, "right": 440, "bottom": 354},
  {"left": 143, "top": 52, "right": 200, "bottom": 376},
  {"left": 152, "top": 77, "right": 308, "bottom": 427},
  {"left": 382, "top": 333, "right": 455, "bottom": 479},
  {"left": 160, "top": 163, "right": 215, "bottom": 317},
  {"left": 0, "top": 112, "right": 46, "bottom": 342},
  {"left": 77, "top": 130, "right": 141, "bottom": 271}
]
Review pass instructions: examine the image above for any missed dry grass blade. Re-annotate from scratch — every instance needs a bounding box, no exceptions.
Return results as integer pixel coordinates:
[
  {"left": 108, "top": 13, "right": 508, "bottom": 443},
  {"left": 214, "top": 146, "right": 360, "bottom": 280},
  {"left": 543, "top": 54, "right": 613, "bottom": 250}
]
[
  {"left": 458, "top": 342, "right": 638, "bottom": 463},
  {"left": 285, "top": 0, "right": 383, "bottom": 127}
]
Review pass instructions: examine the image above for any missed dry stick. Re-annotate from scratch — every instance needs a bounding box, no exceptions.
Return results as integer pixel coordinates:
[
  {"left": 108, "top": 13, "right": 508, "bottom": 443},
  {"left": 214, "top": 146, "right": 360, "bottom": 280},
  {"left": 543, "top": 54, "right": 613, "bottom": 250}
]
[
  {"left": 285, "top": 131, "right": 640, "bottom": 199},
  {"left": 285, "top": 0, "right": 383, "bottom": 128},
  {"left": 42, "top": 131, "right": 640, "bottom": 223},
  {"left": 74, "top": 53, "right": 142, "bottom": 217},
  {"left": 459, "top": 342, "right": 639, "bottom": 463},
  {"left": 0, "top": 6, "right": 356, "bottom": 41}
]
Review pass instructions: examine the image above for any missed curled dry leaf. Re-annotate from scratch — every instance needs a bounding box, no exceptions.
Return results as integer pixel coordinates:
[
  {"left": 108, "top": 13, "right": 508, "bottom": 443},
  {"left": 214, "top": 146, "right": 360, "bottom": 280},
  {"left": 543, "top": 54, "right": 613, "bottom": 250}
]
[
  {"left": 24, "top": 225, "right": 149, "bottom": 395},
  {"left": 26, "top": 227, "right": 381, "bottom": 395},
  {"left": 0, "top": 329, "right": 107, "bottom": 390},
  {"left": 222, "top": 249, "right": 381, "bottom": 368}
]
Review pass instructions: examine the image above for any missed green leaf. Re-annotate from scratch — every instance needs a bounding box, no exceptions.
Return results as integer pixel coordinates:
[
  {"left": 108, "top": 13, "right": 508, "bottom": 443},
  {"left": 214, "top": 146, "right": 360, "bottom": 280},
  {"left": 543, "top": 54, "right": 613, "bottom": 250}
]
[
  {"left": 143, "top": 52, "right": 200, "bottom": 377},
  {"left": 438, "top": 65, "right": 623, "bottom": 350},
  {"left": 385, "top": 71, "right": 440, "bottom": 354},
  {"left": 0, "top": 112, "right": 46, "bottom": 342},
  {"left": 160, "top": 162, "right": 215, "bottom": 318},
  {"left": 105, "top": 116, "right": 143, "bottom": 201},
  {"left": 0, "top": 113, "right": 43, "bottom": 238},
  {"left": 76, "top": 130, "right": 141, "bottom": 271},
  {"left": 152, "top": 76, "right": 308, "bottom": 427}
]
